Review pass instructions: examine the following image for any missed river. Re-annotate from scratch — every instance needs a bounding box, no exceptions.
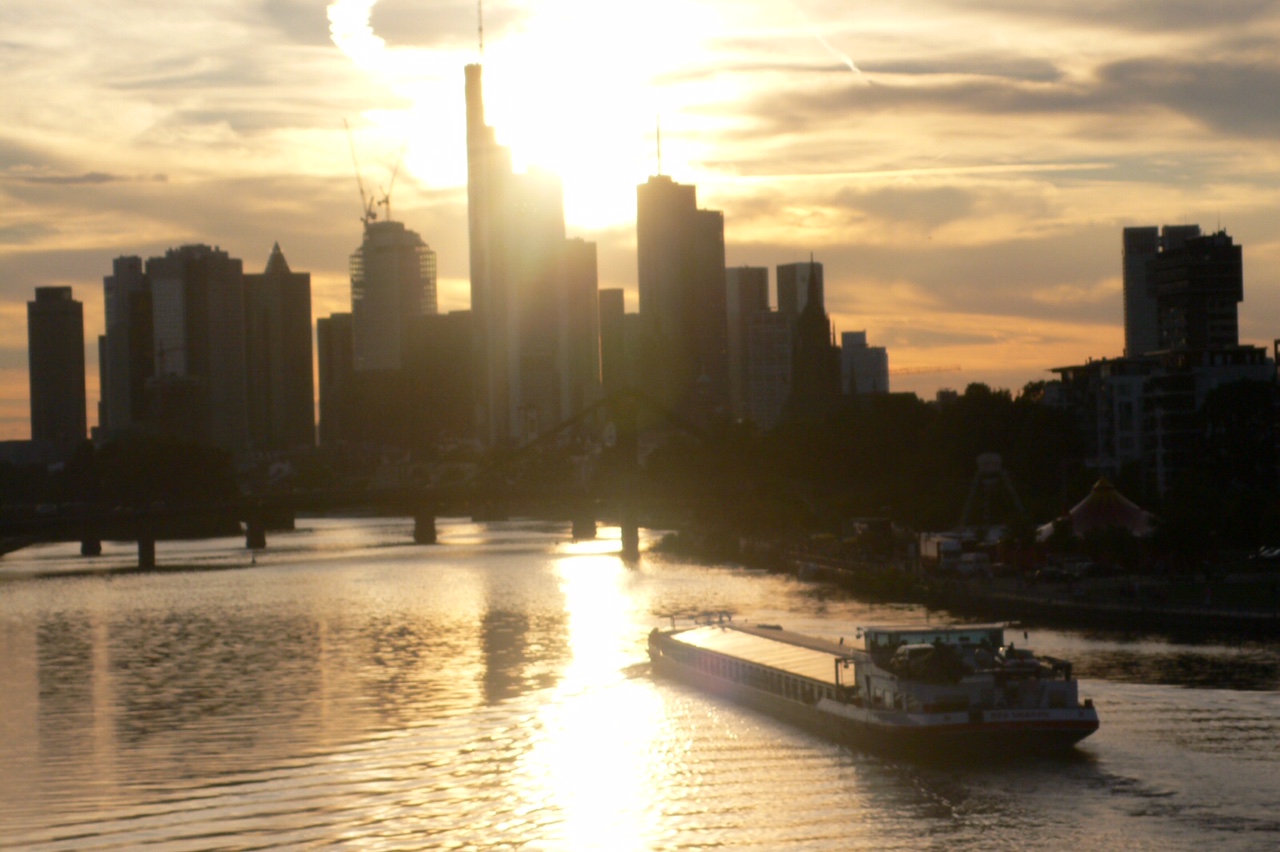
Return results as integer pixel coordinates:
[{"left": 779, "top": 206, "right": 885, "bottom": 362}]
[{"left": 1, "top": 518, "right": 1278, "bottom": 850}]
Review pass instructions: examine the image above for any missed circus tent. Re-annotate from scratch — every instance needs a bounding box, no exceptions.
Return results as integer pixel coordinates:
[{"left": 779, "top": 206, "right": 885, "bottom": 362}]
[{"left": 1038, "top": 478, "right": 1156, "bottom": 540}]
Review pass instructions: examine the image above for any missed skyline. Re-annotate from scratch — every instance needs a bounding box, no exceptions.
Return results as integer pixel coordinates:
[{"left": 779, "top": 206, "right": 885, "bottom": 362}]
[{"left": 3, "top": 0, "right": 1280, "bottom": 439}]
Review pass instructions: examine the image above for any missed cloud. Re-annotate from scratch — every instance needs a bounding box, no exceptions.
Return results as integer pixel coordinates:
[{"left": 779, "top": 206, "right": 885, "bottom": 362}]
[
  {"left": 0, "top": 224, "right": 57, "bottom": 245},
  {"left": 961, "top": 0, "right": 1280, "bottom": 33},
  {"left": 833, "top": 186, "right": 977, "bottom": 230}
]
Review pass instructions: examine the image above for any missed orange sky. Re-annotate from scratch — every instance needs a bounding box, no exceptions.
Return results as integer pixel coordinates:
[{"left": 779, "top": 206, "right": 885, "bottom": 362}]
[{"left": 2, "top": 0, "right": 1279, "bottom": 439}]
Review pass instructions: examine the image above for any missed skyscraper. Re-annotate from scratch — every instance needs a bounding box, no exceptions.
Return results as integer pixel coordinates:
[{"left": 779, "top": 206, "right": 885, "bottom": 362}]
[
  {"left": 316, "top": 312, "right": 354, "bottom": 447},
  {"left": 146, "top": 244, "right": 248, "bottom": 451},
  {"left": 1123, "top": 225, "right": 1202, "bottom": 357},
  {"left": 244, "top": 243, "right": 315, "bottom": 450},
  {"left": 1151, "top": 229, "right": 1242, "bottom": 351},
  {"left": 841, "top": 331, "right": 890, "bottom": 395},
  {"left": 636, "top": 174, "right": 728, "bottom": 421},
  {"left": 100, "top": 256, "right": 153, "bottom": 435},
  {"left": 777, "top": 261, "right": 824, "bottom": 321},
  {"left": 350, "top": 220, "right": 437, "bottom": 371},
  {"left": 725, "top": 266, "right": 768, "bottom": 418},
  {"left": 563, "top": 238, "right": 602, "bottom": 419},
  {"left": 27, "top": 286, "right": 86, "bottom": 449},
  {"left": 786, "top": 262, "right": 842, "bottom": 421},
  {"left": 465, "top": 62, "right": 597, "bottom": 445}
]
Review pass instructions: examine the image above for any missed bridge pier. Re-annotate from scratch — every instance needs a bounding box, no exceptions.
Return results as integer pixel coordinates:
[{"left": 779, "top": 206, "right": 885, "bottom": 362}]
[
  {"left": 245, "top": 518, "right": 267, "bottom": 550},
  {"left": 571, "top": 513, "right": 596, "bottom": 541},
  {"left": 80, "top": 537, "right": 102, "bottom": 557},
  {"left": 413, "top": 508, "right": 437, "bottom": 544},
  {"left": 138, "top": 535, "right": 156, "bottom": 570},
  {"left": 621, "top": 517, "right": 640, "bottom": 561}
]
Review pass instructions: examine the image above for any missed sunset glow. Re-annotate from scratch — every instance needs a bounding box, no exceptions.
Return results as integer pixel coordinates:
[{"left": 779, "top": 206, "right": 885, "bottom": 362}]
[{"left": 3, "top": 0, "right": 1280, "bottom": 436}]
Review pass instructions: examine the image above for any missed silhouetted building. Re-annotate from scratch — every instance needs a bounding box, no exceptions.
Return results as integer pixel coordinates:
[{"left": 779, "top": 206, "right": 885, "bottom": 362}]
[
  {"left": 599, "top": 288, "right": 628, "bottom": 396},
  {"left": 27, "top": 287, "right": 86, "bottom": 449},
  {"left": 841, "top": 331, "right": 890, "bottom": 394},
  {"left": 726, "top": 266, "right": 768, "bottom": 418},
  {"left": 403, "top": 311, "right": 475, "bottom": 447},
  {"left": 100, "top": 256, "right": 153, "bottom": 437},
  {"left": 466, "top": 62, "right": 596, "bottom": 445},
  {"left": 746, "top": 311, "right": 791, "bottom": 431},
  {"left": 1122, "top": 225, "right": 1203, "bottom": 356},
  {"left": 351, "top": 220, "right": 437, "bottom": 371},
  {"left": 145, "top": 244, "right": 249, "bottom": 451},
  {"left": 777, "top": 261, "right": 823, "bottom": 321},
  {"left": 564, "top": 239, "right": 602, "bottom": 418},
  {"left": 636, "top": 174, "right": 728, "bottom": 422},
  {"left": 316, "top": 312, "right": 354, "bottom": 447},
  {"left": 1152, "top": 229, "right": 1242, "bottom": 352},
  {"left": 244, "top": 243, "right": 315, "bottom": 450},
  {"left": 786, "top": 262, "right": 842, "bottom": 421}
]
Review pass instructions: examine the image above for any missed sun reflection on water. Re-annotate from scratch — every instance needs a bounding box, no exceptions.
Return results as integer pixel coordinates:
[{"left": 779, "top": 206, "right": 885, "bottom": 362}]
[{"left": 515, "top": 553, "right": 669, "bottom": 849}]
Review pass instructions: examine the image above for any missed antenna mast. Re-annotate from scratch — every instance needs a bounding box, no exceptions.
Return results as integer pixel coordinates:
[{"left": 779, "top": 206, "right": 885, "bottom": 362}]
[
  {"left": 478, "top": 0, "right": 484, "bottom": 58},
  {"left": 656, "top": 115, "right": 662, "bottom": 175}
]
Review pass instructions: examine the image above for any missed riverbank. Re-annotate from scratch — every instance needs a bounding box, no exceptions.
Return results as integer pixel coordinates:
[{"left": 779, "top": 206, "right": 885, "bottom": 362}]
[{"left": 657, "top": 531, "right": 1280, "bottom": 639}]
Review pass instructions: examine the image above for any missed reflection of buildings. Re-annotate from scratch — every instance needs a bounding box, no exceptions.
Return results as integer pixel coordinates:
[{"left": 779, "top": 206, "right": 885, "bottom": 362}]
[
  {"left": 466, "top": 63, "right": 600, "bottom": 447},
  {"left": 636, "top": 174, "right": 728, "bottom": 423},
  {"left": 27, "top": 287, "right": 87, "bottom": 450},
  {"left": 1053, "top": 225, "right": 1270, "bottom": 495}
]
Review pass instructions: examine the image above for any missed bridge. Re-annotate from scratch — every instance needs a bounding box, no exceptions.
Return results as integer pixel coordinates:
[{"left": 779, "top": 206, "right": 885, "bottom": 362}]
[{"left": 0, "top": 391, "right": 751, "bottom": 568}]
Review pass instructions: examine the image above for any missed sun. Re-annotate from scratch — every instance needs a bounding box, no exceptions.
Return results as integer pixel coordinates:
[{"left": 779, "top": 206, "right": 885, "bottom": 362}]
[{"left": 479, "top": 0, "right": 726, "bottom": 231}]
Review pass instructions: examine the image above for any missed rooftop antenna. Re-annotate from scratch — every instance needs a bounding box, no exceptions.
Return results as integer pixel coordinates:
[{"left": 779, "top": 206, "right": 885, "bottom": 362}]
[
  {"left": 478, "top": 0, "right": 484, "bottom": 59},
  {"left": 343, "top": 119, "right": 377, "bottom": 228},
  {"left": 656, "top": 115, "right": 662, "bottom": 175}
]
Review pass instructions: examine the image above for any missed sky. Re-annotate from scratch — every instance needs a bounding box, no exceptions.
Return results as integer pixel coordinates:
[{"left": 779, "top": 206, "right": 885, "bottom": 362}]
[{"left": 3, "top": 0, "right": 1280, "bottom": 440}]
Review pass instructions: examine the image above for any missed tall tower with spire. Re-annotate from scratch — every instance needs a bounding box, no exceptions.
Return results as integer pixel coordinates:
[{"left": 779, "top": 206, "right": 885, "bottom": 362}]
[
  {"left": 244, "top": 243, "right": 315, "bottom": 450},
  {"left": 465, "top": 61, "right": 599, "bottom": 446}
]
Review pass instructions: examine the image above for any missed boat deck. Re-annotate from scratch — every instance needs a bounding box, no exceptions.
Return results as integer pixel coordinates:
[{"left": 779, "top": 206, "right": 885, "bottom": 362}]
[{"left": 671, "top": 623, "right": 858, "bottom": 686}]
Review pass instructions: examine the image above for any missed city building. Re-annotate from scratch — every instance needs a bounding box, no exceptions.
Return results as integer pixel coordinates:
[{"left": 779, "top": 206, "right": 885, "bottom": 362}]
[
  {"left": 598, "top": 288, "right": 628, "bottom": 397},
  {"left": 745, "top": 312, "right": 792, "bottom": 431},
  {"left": 1053, "top": 224, "right": 1267, "bottom": 495},
  {"left": 466, "top": 62, "right": 597, "bottom": 446},
  {"left": 316, "top": 312, "right": 354, "bottom": 447},
  {"left": 786, "top": 263, "right": 842, "bottom": 421},
  {"left": 1122, "top": 224, "right": 1204, "bottom": 357},
  {"left": 244, "top": 243, "right": 315, "bottom": 451},
  {"left": 145, "top": 245, "right": 249, "bottom": 451},
  {"left": 726, "top": 266, "right": 768, "bottom": 419},
  {"left": 350, "top": 220, "right": 437, "bottom": 371},
  {"left": 563, "top": 238, "right": 602, "bottom": 419},
  {"left": 777, "top": 261, "right": 823, "bottom": 321},
  {"left": 841, "top": 331, "right": 890, "bottom": 395},
  {"left": 99, "top": 256, "right": 152, "bottom": 436},
  {"left": 27, "top": 286, "right": 86, "bottom": 449},
  {"left": 636, "top": 174, "right": 728, "bottom": 422},
  {"left": 1152, "top": 229, "right": 1242, "bottom": 351}
]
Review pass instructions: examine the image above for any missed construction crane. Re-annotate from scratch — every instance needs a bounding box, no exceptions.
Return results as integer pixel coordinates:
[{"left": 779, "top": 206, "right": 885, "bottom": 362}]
[
  {"left": 343, "top": 119, "right": 377, "bottom": 228},
  {"left": 889, "top": 364, "right": 962, "bottom": 377},
  {"left": 376, "top": 139, "right": 408, "bottom": 224}
]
